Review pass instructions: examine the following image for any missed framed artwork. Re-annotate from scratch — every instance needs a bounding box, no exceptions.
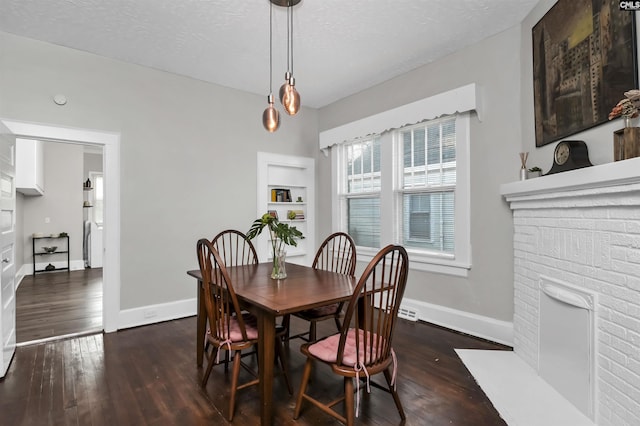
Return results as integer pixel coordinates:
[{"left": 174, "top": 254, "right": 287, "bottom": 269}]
[
  {"left": 532, "top": 0, "right": 637, "bottom": 147},
  {"left": 267, "top": 210, "right": 278, "bottom": 219}
]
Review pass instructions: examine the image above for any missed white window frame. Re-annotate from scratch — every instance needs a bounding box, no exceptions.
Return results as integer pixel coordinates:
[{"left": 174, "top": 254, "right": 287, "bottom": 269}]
[
  {"left": 331, "top": 112, "right": 471, "bottom": 277},
  {"left": 89, "top": 171, "right": 104, "bottom": 227},
  {"left": 336, "top": 136, "right": 382, "bottom": 249},
  {"left": 395, "top": 113, "right": 470, "bottom": 276}
]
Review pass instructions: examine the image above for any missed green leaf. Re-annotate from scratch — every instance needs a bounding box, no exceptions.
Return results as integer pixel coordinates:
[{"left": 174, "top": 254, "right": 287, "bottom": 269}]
[
  {"left": 245, "top": 213, "right": 305, "bottom": 247},
  {"left": 246, "top": 218, "right": 267, "bottom": 240}
]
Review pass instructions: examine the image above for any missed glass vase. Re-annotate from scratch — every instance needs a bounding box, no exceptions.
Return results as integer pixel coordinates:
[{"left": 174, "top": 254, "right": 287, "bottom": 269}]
[{"left": 271, "top": 249, "right": 287, "bottom": 279}]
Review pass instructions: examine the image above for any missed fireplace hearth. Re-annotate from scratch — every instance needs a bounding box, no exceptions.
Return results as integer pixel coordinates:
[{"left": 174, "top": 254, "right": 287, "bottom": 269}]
[{"left": 501, "top": 157, "right": 640, "bottom": 426}]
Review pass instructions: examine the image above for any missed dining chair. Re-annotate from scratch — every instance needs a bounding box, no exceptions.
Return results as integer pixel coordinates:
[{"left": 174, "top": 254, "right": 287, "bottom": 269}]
[
  {"left": 204, "top": 230, "right": 258, "bottom": 354},
  {"left": 293, "top": 244, "right": 409, "bottom": 425},
  {"left": 211, "top": 229, "right": 258, "bottom": 267},
  {"left": 196, "top": 239, "right": 292, "bottom": 421},
  {"left": 286, "top": 232, "right": 357, "bottom": 342}
]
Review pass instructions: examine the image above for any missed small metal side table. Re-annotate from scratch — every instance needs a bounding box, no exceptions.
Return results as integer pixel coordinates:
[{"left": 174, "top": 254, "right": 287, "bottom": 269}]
[{"left": 32, "top": 235, "right": 70, "bottom": 275}]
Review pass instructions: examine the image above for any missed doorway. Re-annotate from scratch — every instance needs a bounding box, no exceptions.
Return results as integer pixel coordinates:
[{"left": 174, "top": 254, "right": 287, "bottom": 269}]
[
  {"left": 0, "top": 118, "right": 121, "bottom": 337},
  {"left": 16, "top": 140, "right": 104, "bottom": 344}
]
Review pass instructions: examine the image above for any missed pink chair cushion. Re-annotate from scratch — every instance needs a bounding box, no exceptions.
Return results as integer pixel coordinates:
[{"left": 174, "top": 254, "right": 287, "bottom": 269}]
[
  {"left": 308, "top": 328, "right": 383, "bottom": 366},
  {"left": 208, "top": 312, "right": 258, "bottom": 342},
  {"left": 302, "top": 303, "right": 340, "bottom": 318}
]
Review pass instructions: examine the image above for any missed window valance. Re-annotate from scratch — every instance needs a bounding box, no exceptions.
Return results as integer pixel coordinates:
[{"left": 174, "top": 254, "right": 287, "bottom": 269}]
[{"left": 319, "top": 83, "right": 481, "bottom": 151}]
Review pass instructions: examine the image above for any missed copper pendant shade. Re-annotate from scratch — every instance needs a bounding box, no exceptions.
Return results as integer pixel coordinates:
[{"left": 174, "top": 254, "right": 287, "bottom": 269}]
[
  {"left": 262, "top": 1, "right": 280, "bottom": 132},
  {"left": 263, "top": 0, "right": 301, "bottom": 131},
  {"left": 263, "top": 94, "right": 280, "bottom": 132},
  {"left": 277, "top": 0, "right": 301, "bottom": 116},
  {"left": 281, "top": 76, "right": 300, "bottom": 115}
]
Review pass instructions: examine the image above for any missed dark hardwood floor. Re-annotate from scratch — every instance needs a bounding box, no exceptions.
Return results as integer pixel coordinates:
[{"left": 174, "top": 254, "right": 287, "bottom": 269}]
[
  {"left": 16, "top": 268, "right": 103, "bottom": 343},
  {"left": 0, "top": 314, "right": 511, "bottom": 425}
]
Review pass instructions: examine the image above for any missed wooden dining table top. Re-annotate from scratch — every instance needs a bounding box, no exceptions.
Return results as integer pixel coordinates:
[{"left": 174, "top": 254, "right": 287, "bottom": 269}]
[{"left": 187, "top": 262, "right": 356, "bottom": 315}]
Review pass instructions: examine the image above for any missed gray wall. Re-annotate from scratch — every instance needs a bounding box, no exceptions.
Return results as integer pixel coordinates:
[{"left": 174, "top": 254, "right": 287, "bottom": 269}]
[
  {"left": 83, "top": 152, "right": 103, "bottom": 176},
  {"left": 20, "top": 142, "right": 84, "bottom": 267},
  {"left": 0, "top": 31, "right": 319, "bottom": 310},
  {"left": 16, "top": 147, "right": 102, "bottom": 276},
  {"left": 520, "top": 0, "right": 632, "bottom": 168},
  {"left": 318, "top": 2, "right": 639, "bottom": 325},
  {"left": 4, "top": 2, "right": 633, "bottom": 328},
  {"left": 318, "top": 26, "right": 523, "bottom": 322}
]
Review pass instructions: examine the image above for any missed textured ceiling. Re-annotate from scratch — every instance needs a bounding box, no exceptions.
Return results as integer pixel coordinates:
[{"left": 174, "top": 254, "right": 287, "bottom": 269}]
[{"left": 0, "top": 0, "right": 538, "bottom": 108}]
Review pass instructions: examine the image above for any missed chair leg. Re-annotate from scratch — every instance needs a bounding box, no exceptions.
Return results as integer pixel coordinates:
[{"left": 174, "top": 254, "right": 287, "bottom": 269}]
[
  {"left": 383, "top": 368, "right": 406, "bottom": 421},
  {"left": 334, "top": 316, "right": 342, "bottom": 332},
  {"left": 275, "top": 336, "right": 293, "bottom": 394},
  {"left": 293, "top": 358, "right": 313, "bottom": 419},
  {"left": 201, "top": 351, "right": 216, "bottom": 387},
  {"left": 281, "top": 314, "right": 291, "bottom": 341},
  {"left": 228, "top": 350, "right": 242, "bottom": 422},
  {"left": 344, "top": 377, "right": 355, "bottom": 426},
  {"left": 309, "top": 321, "right": 317, "bottom": 342}
]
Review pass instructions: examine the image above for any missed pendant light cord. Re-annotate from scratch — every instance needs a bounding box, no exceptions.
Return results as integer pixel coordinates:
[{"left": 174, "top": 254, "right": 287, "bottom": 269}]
[
  {"left": 289, "top": 0, "right": 294, "bottom": 76},
  {"left": 286, "top": 0, "right": 291, "bottom": 74},
  {"left": 269, "top": 1, "right": 273, "bottom": 94}
]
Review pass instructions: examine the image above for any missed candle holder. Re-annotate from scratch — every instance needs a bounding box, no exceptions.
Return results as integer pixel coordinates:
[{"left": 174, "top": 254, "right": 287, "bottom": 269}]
[{"left": 519, "top": 152, "right": 529, "bottom": 180}]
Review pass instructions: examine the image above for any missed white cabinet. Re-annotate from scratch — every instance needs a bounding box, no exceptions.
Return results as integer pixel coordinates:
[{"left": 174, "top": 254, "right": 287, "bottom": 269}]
[
  {"left": 16, "top": 139, "right": 44, "bottom": 196},
  {"left": 257, "top": 152, "right": 315, "bottom": 266}
]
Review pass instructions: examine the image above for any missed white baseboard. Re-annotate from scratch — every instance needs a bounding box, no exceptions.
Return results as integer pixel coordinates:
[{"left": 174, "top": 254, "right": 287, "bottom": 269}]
[
  {"left": 118, "top": 298, "right": 197, "bottom": 330},
  {"left": 16, "top": 264, "right": 28, "bottom": 289},
  {"left": 401, "top": 298, "right": 514, "bottom": 347},
  {"left": 13, "top": 266, "right": 511, "bottom": 344}
]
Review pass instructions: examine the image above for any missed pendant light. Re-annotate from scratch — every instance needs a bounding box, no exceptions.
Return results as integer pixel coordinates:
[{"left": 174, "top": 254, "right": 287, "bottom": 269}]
[
  {"left": 276, "top": 0, "right": 301, "bottom": 115},
  {"left": 262, "top": 1, "right": 280, "bottom": 132}
]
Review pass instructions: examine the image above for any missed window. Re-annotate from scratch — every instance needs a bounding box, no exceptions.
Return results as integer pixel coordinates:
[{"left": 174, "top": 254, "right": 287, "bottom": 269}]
[
  {"left": 333, "top": 113, "right": 470, "bottom": 276},
  {"left": 400, "top": 117, "right": 456, "bottom": 253},
  {"left": 89, "top": 172, "right": 104, "bottom": 226},
  {"left": 343, "top": 137, "right": 381, "bottom": 248}
]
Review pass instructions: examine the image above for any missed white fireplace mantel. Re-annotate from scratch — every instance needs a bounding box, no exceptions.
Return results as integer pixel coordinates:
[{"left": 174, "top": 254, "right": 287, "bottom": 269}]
[
  {"left": 500, "top": 157, "right": 640, "bottom": 203},
  {"left": 499, "top": 156, "right": 640, "bottom": 425}
]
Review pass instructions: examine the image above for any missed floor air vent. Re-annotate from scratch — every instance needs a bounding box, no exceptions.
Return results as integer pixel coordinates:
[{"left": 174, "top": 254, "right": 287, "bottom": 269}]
[{"left": 398, "top": 306, "right": 419, "bottom": 321}]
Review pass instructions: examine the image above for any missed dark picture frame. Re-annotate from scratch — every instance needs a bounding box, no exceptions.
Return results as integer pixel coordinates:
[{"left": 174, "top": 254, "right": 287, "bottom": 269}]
[{"left": 532, "top": 0, "right": 637, "bottom": 147}]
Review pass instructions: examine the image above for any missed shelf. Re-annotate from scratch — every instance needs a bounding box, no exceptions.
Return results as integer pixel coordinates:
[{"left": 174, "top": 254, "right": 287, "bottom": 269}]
[
  {"left": 268, "top": 201, "right": 306, "bottom": 205},
  {"left": 258, "top": 152, "right": 315, "bottom": 266},
  {"left": 32, "top": 235, "right": 70, "bottom": 275},
  {"left": 34, "top": 267, "right": 70, "bottom": 273},
  {"left": 268, "top": 183, "right": 306, "bottom": 188},
  {"left": 34, "top": 251, "right": 69, "bottom": 256},
  {"left": 33, "top": 235, "right": 68, "bottom": 239}
]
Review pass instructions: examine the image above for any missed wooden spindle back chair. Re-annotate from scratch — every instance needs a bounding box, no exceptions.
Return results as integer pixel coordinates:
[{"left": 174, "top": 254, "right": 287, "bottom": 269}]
[
  {"left": 211, "top": 229, "right": 258, "bottom": 268},
  {"left": 286, "top": 232, "right": 357, "bottom": 342},
  {"left": 294, "top": 244, "right": 409, "bottom": 425},
  {"left": 196, "top": 238, "right": 291, "bottom": 421}
]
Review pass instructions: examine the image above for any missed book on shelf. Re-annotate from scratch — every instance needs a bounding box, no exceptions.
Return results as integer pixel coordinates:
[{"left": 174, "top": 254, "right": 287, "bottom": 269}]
[
  {"left": 287, "top": 209, "right": 305, "bottom": 220},
  {"left": 270, "top": 188, "right": 292, "bottom": 202}
]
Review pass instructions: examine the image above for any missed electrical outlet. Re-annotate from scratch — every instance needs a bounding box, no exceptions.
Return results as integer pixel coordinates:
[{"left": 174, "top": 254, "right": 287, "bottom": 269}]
[
  {"left": 44, "top": 217, "right": 50, "bottom": 223},
  {"left": 143, "top": 309, "right": 157, "bottom": 319}
]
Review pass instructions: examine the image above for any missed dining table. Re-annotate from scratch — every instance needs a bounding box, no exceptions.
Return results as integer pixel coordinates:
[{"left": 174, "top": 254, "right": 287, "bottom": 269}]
[{"left": 187, "top": 262, "right": 356, "bottom": 426}]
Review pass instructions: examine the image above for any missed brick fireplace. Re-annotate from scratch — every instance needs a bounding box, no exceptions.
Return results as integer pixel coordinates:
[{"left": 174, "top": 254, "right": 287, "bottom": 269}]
[{"left": 501, "top": 157, "right": 640, "bottom": 426}]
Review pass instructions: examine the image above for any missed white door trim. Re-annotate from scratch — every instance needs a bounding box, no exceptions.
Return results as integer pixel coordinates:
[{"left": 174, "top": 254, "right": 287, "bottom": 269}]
[{"left": 0, "top": 118, "right": 121, "bottom": 333}]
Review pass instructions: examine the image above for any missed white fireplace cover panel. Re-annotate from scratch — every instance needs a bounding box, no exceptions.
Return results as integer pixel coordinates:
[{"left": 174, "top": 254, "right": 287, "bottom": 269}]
[{"left": 539, "top": 277, "right": 596, "bottom": 420}]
